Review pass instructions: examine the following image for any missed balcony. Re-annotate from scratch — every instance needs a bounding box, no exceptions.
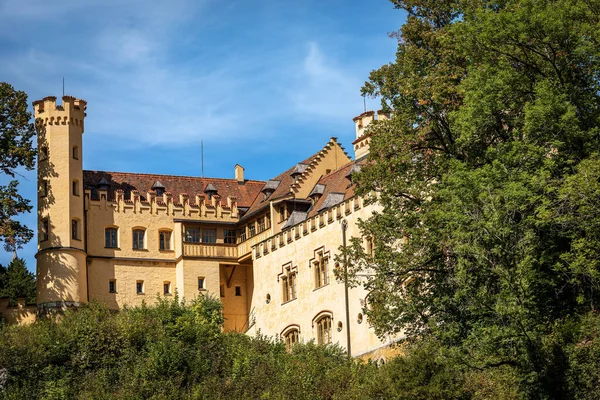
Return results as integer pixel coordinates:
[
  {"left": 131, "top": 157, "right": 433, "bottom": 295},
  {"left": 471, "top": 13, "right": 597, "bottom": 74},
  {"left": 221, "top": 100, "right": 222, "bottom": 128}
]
[
  {"left": 237, "top": 229, "right": 272, "bottom": 257},
  {"left": 183, "top": 243, "right": 238, "bottom": 259}
]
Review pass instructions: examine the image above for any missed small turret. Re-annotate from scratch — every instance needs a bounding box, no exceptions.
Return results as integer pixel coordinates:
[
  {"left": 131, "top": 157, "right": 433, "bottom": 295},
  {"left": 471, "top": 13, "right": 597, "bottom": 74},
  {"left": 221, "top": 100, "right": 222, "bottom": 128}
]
[{"left": 352, "top": 110, "right": 390, "bottom": 159}]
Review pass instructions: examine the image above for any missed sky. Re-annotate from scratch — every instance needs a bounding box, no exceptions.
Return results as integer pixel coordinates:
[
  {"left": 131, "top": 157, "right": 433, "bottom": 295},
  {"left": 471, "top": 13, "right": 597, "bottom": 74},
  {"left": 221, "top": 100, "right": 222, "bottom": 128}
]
[{"left": 0, "top": 0, "right": 406, "bottom": 271}]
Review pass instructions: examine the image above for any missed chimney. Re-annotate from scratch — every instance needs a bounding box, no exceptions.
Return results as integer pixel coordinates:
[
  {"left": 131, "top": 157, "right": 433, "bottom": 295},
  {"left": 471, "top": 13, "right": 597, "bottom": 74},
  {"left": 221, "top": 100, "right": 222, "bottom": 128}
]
[{"left": 235, "top": 164, "right": 245, "bottom": 183}]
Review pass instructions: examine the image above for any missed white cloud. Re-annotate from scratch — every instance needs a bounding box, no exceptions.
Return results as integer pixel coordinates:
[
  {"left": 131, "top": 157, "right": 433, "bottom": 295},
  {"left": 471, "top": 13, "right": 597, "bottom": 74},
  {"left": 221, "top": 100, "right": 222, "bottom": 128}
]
[{"left": 286, "top": 42, "right": 365, "bottom": 120}]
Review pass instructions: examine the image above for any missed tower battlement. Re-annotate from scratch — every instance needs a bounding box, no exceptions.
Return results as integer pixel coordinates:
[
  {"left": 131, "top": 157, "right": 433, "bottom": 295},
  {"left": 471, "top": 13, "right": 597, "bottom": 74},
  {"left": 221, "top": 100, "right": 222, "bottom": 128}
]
[{"left": 32, "top": 95, "right": 87, "bottom": 129}]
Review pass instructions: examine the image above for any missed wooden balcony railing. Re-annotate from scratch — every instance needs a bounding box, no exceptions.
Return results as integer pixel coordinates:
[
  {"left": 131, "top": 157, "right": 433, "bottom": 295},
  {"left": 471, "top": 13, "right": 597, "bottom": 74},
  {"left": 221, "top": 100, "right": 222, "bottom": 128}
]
[{"left": 183, "top": 243, "right": 238, "bottom": 259}]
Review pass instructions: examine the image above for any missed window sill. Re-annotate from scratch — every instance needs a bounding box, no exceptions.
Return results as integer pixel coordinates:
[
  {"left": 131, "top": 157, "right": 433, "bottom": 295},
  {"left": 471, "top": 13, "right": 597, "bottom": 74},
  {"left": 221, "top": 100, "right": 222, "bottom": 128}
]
[
  {"left": 164, "top": 293, "right": 172, "bottom": 296},
  {"left": 313, "top": 283, "right": 330, "bottom": 292},
  {"left": 133, "top": 248, "right": 148, "bottom": 251},
  {"left": 137, "top": 293, "right": 145, "bottom": 295},
  {"left": 105, "top": 247, "right": 120, "bottom": 250},
  {"left": 109, "top": 291, "right": 117, "bottom": 294},
  {"left": 72, "top": 238, "right": 81, "bottom": 242},
  {"left": 198, "top": 288, "right": 207, "bottom": 292},
  {"left": 159, "top": 249, "right": 174, "bottom": 253},
  {"left": 281, "top": 297, "right": 297, "bottom": 306}
]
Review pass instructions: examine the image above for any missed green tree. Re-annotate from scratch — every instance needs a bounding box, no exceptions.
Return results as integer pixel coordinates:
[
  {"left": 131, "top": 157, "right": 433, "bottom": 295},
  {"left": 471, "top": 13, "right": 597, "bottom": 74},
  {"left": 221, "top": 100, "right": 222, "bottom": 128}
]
[
  {"left": 0, "top": 82, "right": 36, "bottom": 251},
  {"left": 0, "top": 257, "right": 35, "bottom": 305},
  {"left": 348, "top": 0, "right": 600, "bottom": 396}
]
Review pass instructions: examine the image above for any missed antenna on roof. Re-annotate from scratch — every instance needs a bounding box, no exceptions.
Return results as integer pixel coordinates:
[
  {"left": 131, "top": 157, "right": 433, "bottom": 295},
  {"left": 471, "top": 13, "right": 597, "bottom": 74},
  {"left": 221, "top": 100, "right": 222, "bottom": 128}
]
[
  {"left": 201, "top": 140, "right": 204, "bottom": 178},
  {"left": 363, "top": 95, "right": 366, "bottom": 113}
]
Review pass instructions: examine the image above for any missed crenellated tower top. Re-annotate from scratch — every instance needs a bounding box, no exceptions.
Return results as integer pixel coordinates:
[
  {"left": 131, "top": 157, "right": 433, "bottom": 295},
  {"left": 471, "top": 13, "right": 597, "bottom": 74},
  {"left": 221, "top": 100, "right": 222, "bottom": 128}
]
[{"left": 32, "top": 95, "right": 87, "bottom": 132}]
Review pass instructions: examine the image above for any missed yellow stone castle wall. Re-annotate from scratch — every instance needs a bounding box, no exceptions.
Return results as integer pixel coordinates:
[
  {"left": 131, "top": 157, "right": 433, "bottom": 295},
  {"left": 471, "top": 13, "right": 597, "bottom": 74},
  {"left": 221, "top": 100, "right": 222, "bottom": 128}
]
[
  {"left": 249, "top": 196, "right": 400, "bottom": 356},
  {"left": 0, "top": 298, "right": 37, "bottom": 325}
]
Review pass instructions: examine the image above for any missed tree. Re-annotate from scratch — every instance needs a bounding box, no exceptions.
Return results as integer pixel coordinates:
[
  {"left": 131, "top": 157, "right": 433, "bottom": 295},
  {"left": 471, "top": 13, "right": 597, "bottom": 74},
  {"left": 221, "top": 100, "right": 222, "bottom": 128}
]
[
  {"left": 348, "top": 0, "right": 600, "bottom": 396},
  {"left": 0, "top": 257, "right": 35, "bottom": 305},
  {"left": 0, "top": 82, "right": 36, "bottom": 251}
]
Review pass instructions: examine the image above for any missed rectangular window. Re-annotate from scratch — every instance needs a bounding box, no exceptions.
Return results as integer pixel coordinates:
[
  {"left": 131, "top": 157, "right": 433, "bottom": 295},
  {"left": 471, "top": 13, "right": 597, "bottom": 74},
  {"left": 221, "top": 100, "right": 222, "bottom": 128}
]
[
  {"left": 314, "top": 253, "right": 329, "bottom": 288},
  {"left": 41, "top": 180, "right": 48, "bottom": 197},
  {"left": 163, "top": 282, "right": 171, "bottom": 295},
  {"left": 109, "top": 280, "right": 116, "bottom": 293},
  {"left": 40, "top": 146, "right": 48, "bottom": 161},
  {"left": 282, "top": 270, "right": 297, "bottom": 303},
  {"left": 235, "top": 286, "right": 242, "bottom": 296},
  {"left": 136, "top": 280, "right": 144, "bottom": 294},
  {"left": 133, "top": 229, "right": 145, "bottom": 249},
  {"left": 198, "top": 277, "right": 205, "bottom": 291},
  {"left": 41, "top": 218, "right": 49, "bottom": 242},
  {"left": 72, "top": 180, "right": 79, "bottom": 196},
  {"left": 248, "top": 224, "right": 256, "bottom": 238},
  {"left": 224, "top": 229, "right": 237, "bottom": 244},
  {"left": 105, "top": 228, "right": 118, "bottom": 248},
  {"left": 258, "top": 218, "right": 266, "bottom": 233},
  {"left": 185, "top": 227, "right": 200, "bottom": 243},
  {"left": 72, "top": 145, "right": 78, "bottom": 160},
  {"left": 220, "top": 284, "right": 225, "bottom": 297},
  {"left": 159, "top": 231, "right": 171, "bottom": 250},
  {"left": 239, "top": 229, "right": 247, "bottom": 242},
  {"left": 202, "top": 228, "right": 216, "bottom": 243},
  {"left": 71, "top": 219, "right": 79, "bottom": 240}
]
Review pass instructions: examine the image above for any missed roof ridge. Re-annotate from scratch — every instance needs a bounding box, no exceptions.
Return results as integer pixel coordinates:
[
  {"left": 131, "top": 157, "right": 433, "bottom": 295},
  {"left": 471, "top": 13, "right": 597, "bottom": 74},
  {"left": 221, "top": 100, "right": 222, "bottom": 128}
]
[{"left": 83, "top": 170, "right": 266, "bottom": 184}]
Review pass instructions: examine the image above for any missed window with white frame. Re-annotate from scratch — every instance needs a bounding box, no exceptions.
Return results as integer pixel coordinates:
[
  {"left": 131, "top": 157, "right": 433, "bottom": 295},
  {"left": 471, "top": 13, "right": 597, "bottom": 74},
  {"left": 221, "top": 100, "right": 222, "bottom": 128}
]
[
  {"left": 133, "top": 229, "right": 145, "bottom": 249},
  {"left": 159, "top": 230, "right": 171, "bottom": 250}
]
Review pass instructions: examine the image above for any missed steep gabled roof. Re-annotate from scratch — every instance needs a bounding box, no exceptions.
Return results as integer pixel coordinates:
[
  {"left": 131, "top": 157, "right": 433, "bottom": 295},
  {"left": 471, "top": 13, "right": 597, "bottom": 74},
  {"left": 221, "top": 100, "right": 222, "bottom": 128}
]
[
  {"left": 307, "top": 160, "right": 363, "bottom": 218},
  {"left": 242, "top": 138, "right": 351, "bottom": 220}
]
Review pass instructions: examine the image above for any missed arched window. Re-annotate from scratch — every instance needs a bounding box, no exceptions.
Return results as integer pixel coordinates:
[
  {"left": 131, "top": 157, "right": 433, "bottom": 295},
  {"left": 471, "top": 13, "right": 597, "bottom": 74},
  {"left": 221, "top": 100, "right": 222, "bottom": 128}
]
[
  {"left": 316, "top": 316, "right": 332, "bottom": 345},
  {"left": 281, "top": 325, "right": 301, "bottom": 352}
]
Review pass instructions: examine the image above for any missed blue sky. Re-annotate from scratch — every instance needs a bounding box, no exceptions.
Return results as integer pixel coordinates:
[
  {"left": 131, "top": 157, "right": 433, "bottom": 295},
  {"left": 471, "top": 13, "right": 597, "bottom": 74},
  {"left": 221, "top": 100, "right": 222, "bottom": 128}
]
[{"left": 0, "top": 0, "right": 406, "bottom": 271}]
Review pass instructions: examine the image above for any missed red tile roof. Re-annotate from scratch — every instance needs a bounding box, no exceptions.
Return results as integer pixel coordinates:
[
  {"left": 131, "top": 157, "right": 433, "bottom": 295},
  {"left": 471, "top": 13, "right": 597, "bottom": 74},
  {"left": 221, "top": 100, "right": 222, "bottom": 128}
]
[
  {"left": 307, "top": 160, "right": 360, "bottom": 218},
  {"left": 241, "top": 152, "right": 322, "bottom": 218},
  {"left": 83, "top": 170, "right": 265, "bottom": 208}
]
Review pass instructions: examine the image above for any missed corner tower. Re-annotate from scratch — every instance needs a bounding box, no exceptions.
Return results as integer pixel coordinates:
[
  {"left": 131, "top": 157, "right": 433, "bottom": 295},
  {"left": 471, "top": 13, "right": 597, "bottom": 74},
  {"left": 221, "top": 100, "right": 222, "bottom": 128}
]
[{"left": 33, "top": 95, "right": 88, "bottom": 311}]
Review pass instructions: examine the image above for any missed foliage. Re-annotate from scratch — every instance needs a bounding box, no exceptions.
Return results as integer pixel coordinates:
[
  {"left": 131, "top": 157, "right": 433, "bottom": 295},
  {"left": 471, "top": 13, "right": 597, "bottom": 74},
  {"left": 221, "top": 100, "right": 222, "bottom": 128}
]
[
  {"left": 0, "top": 297, "right": 378, "bottom": 399},
  {"left": 0, "top": 258, "right": 35, "bottom": 305},
  {"left": 0, "top": 82, "right": 36, "bottom": 251},
  {"left": 345, "top": 0, "right": 600, "bottom": 396}
]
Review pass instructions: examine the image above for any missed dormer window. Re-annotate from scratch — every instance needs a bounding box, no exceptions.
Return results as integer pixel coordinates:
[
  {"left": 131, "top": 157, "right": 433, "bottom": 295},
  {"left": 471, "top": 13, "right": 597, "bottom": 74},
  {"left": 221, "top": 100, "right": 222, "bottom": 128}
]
[
  {"left": 290, "top": 164, "right": 308, "bottom": 182},
  {"left": 308, "top": 184, "right": 326, "bottom": 205},
  {"left": 204, "top": 183, "right": 218, "bottom": 200},
  {"left": 261, "top": 180, "right": 281, "bottom": 201},
  {"left": 345, "top": 164, "right": 362, "bottom": 185},
  {"left": 152, "top": 180, "right": 165, "bottom": 197},
  {"left": 97, "top": 177, "right": 110, "bottom": 191}
]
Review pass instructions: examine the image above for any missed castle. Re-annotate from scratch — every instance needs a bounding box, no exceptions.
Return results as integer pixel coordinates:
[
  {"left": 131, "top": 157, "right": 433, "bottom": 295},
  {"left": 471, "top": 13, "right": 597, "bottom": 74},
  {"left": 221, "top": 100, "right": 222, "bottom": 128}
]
[{"left": 21, "top": 95, "right": 398, "bottom": 360}]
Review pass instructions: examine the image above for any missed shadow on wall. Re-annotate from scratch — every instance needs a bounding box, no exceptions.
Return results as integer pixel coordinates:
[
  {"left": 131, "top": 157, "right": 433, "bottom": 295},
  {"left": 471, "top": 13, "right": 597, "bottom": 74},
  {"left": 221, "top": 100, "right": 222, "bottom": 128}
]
[
  {"left": 0, "top": 298, "right": 36, "bottom": 325},
  {"left": 36, "top": 122, "right": 84, "bottom": 309}
]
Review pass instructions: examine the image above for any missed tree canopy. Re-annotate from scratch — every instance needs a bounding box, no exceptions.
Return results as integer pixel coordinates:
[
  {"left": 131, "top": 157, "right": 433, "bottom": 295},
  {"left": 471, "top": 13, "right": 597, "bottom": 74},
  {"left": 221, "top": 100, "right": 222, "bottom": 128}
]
[
  {"left": 348, "top": 0, "right": 600, "bottom": 396},
  {"left": 0, "top": 82, "right": 36, "bottom": 251},
  {"left": 0, "top": 257, "right": 35, "bottom": 305}
]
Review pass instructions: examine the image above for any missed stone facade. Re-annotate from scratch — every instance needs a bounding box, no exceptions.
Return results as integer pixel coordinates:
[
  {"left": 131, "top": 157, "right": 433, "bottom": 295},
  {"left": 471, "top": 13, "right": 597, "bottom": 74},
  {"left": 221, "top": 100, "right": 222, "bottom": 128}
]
[{"left": 30, "top": 94, "right": 399, "bottom": 360}]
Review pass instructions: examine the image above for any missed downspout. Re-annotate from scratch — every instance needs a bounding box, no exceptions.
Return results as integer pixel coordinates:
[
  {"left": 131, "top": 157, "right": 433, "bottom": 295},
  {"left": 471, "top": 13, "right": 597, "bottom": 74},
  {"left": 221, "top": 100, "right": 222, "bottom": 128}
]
[{"left": 342, "top": 219, "right": 351, "bottom": 357}]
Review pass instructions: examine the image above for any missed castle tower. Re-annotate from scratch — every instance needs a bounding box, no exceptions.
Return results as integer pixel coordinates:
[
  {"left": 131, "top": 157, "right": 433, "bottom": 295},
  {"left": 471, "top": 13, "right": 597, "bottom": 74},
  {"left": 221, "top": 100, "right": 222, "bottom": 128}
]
[
  {"left": 352, "top": 110, "right": 390, "bottom": 159},
  {"left": 33, "top": 95, "right": 88, "bottom": 311}
]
